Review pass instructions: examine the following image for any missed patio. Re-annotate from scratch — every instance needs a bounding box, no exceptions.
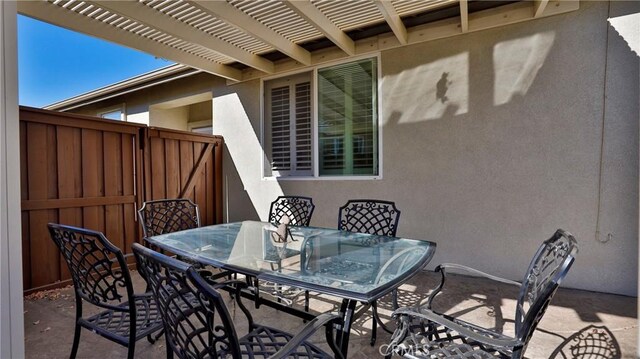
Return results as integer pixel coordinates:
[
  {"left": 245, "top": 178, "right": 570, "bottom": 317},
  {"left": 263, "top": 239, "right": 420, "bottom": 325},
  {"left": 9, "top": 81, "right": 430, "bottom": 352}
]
[{"left": 24, "top": 269, "right": 637, "bottom": 358}]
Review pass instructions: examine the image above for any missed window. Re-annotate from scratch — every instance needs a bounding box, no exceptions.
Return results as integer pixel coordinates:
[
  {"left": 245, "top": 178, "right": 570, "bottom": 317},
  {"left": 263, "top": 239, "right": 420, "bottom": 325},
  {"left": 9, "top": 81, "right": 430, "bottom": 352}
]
[
  {"left": 188, "top": 120, "right": 213, "bottom": 135},
  {"left": 98, "top": 106, "right": 125, "bottom": 121},
  {"left": 264, "top": 72, "right": 313, "bottom": 177},
  {"left": 264, "top": 57, "right": 379, "bottom": 178}
]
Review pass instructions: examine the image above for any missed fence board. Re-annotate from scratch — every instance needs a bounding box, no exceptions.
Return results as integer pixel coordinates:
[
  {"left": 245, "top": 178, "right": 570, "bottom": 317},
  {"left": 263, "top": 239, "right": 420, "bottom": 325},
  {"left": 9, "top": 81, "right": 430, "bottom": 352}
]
[
  {"left": 56, "top": 126, "right": 82, "bottom": 280},
  {"left": 82, "top": 129, "right": 103, "bottom": 233},
  {"left": 20, "top": 122, "right": 30, "bottom": 289},
  {"left": 103, "top": 132, "right": 123, "bottom": 251},
  {"left": 122, "top": 134, "right": 136, "bottom": 260},
  {"left": 179, "top": 140, "right": 194, "bottom": 199},
  {"left": 20, "top": 107, "right": 224, "bottom": 292},
  {"left": 165, "top": 139, "right": 179, "bottom": 198},
  {"left": 26, "top": 122, "right": 59, "bottom": 287},
  {"left": 150, "top": 138, "right": 166, "bottom": 199}
]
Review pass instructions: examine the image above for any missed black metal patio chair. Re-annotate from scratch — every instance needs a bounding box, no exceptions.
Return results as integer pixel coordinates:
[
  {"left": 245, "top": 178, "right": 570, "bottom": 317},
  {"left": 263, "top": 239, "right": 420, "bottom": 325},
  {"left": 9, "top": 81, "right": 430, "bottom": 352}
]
[
  {"left": 338, "top": 199, "right": 402, "bottom": 345},
  {"left": 261, "top": 196, "right": 316, "bottom": 307},
  {"left": 385, "top": 229, "right": 578, "bottom": 359},
  {"left": 132, "top": 243, "right": 345, "bottom": 359},
  {"left": 269, "top": 195, "right": 316, "bottom": 227},
  {"left": 47, "top": 223, "right": 163, "bottom": 359},
  {"left": 137, "top": 198, "right": 200, "bottom": 238},
  {"left": 338, "top": 199, "right": 400, "bottom": 237},
  {"left": 137, "top": 198, "right": 223, "bottom": 281}
]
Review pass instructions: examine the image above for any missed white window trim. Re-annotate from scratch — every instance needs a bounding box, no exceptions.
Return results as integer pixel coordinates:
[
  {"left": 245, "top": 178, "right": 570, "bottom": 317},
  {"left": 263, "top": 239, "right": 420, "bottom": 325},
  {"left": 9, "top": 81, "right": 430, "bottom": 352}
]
[
  {"left": 187, "top": 120, "right": 213, "bottom": 131},
  {"left": 98, "top": 103, "right": 126, "bottom": 121},
  {"left": 260, "top": 53, "right": 383, "bottom": 181}
]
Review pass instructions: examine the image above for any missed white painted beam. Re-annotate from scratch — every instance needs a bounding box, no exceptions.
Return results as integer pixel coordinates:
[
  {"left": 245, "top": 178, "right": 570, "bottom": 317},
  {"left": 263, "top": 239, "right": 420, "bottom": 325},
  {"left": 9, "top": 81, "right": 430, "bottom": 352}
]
[
  {"left": 189, "top": 0, "right": 312, "bottom": 65},
  {"left": 373, "top": 0, "right": 408, "bottom": 45},
  {"left": 0, "top": 2, "right": 25, "bottom": 358},
  {"left": 534, "top": 0, "right": 550, "bottom": 18},
  {"left": 284, "top": 1, "right": 356, "bottom": 55},
  {"left": 460, "top": 0, "right": 469, "bottom": 33},
  {"left": 91, "top": 0, "right": 274, "bottom": 73},
  {"left": 17, "top": 1, "right": 243, "bottom": 81}
]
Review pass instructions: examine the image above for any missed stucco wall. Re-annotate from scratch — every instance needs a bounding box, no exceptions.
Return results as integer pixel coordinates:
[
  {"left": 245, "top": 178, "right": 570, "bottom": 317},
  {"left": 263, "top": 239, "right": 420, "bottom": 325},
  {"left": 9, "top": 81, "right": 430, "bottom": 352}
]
[{"left": 213, "top": 1, "right": 639, "bottom": 296}]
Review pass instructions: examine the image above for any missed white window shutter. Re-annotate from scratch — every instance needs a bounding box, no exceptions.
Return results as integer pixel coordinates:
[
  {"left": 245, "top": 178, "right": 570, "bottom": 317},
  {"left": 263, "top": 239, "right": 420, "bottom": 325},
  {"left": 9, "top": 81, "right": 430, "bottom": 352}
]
[
  {"left": 294, "top": 82, "right": 312, "bottom": 171},
  {"left": 270, "top": 86, "right": 291, "bottom": 171}
]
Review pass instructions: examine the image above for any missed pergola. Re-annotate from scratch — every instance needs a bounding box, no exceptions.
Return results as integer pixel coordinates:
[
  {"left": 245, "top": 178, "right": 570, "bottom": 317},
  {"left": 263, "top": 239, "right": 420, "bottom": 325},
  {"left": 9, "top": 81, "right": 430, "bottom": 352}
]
[{"left": 18, "top": 0, "right": 576, "bottom": 82}]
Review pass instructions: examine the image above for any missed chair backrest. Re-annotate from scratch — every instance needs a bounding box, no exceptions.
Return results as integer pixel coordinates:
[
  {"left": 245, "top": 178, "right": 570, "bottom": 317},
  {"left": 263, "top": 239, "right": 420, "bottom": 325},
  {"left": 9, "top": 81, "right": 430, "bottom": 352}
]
[
  {"left": 515, "top": 229, "right": 578, "bottom": 348},
  {"left": 47, "top": 223, "right": 134, "bottom": 308},
  {"left": 138, "top": 198, "right": 200, "bottom": 238},
  {"left": 338, "top": 199, "right": 401, "bottom": 236},
  {"left": 269, "top": 195, "right": 315, "bottom": 226},
  {"left": 133, "top": 243, "right": 242, "bottom": 359}
]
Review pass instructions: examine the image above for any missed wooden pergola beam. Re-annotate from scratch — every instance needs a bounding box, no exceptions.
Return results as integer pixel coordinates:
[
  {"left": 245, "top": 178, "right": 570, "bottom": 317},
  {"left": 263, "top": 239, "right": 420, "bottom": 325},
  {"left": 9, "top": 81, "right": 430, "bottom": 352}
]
[
  {"left": 534, "top": 0, "right": 550, "bottom": 18},
  {"left": 283, "top": 0, "right": 356, "bottom": 55},
  {"left": 189, "top": 0, "right": 312, "bottom": 65},
  {"left": 373, "top": 0, "right": 408, "bottom": 44},
  {"left": 460, "top": 0, "right": 469, "bottom": 33},
  {"left": 91, "top": 0, "right": 274, "bottom": 73},
  {"left": 17, "top": 1, "right": 242, "bottom": 81}
]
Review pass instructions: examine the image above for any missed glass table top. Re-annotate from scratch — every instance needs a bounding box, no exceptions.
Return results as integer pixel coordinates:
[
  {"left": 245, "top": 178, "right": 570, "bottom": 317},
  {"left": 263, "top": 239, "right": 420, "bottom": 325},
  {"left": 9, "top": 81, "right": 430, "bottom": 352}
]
[{"left": 147, "top": 221, "right": 436, "bottom": 301}]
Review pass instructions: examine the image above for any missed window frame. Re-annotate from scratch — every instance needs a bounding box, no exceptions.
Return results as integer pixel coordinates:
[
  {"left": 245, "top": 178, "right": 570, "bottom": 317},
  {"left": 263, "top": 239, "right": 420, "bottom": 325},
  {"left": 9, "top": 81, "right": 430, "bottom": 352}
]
[
  {"left": 188, "top": 120, "right": 213, "bottom": 134},
  {"left": 260, "top": 54, "right": 383, "bottom": 181},
  {"left": 97, "top": 104, "right": 126, "bottom": 121}
]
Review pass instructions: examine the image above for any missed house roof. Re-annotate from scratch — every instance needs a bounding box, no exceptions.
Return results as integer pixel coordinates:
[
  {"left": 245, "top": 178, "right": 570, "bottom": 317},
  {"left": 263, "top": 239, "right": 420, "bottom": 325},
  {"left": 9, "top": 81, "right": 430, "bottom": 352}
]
[
  {"left": 44, "top": 63, "right": 201, "bottom": 111},
  {"left": 20, "top": 0, "right": 579, "bottom": 85}
]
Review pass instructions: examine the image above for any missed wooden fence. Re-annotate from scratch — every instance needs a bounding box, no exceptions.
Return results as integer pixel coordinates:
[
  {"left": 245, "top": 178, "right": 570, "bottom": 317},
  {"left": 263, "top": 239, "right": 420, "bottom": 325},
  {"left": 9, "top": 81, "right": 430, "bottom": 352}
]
[{"left": 20, "top": 107, "right": 223, "bottom": 293}]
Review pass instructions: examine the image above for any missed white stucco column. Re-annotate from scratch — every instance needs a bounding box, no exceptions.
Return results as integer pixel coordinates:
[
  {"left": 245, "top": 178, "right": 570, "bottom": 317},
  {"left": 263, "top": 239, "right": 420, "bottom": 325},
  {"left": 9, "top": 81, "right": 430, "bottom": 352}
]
[{"left": 0, "top": 1, "right": 25, "bottom": 358}]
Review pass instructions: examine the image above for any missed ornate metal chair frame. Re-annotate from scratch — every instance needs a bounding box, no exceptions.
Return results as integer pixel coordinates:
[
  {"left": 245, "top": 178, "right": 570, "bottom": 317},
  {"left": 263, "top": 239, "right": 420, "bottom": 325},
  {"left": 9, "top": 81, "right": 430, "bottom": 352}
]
[
  {"left": 386, "top": 229, "right": 578, "bottom": 359},
  {"left": 336, "top": 199, "right": 402, "bottom": 345},
  {"left": 137, "top": 198, "right": 222, "bottom": 280},
  {"left": 338, "top": 199, "right": 401, "bottom": 237},
  {"left": 269, "top": 195, "right": 316, "bottom": 227},
  {"left": 47, "top": 223, "right": 163, "bottom": 359},
  {"left": 133, "top": 243, "right": 345, "bottom": 359},
  {"left": 137, "top": 198, "right": 200, "bottom": 238},
  {"left": 261, "top": 196, "right": 316, "bottom": 308}
]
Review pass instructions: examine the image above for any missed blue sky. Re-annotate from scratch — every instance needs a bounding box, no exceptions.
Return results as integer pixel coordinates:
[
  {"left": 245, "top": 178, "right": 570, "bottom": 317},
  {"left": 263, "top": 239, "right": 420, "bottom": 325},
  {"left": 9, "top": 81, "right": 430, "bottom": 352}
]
[{"left": 18, "top": 15, "right": 174, "bottom": 108}]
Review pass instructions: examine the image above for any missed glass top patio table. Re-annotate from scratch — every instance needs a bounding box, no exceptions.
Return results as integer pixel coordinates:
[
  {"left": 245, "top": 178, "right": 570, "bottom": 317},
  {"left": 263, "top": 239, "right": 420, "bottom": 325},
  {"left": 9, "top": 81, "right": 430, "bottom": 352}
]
[{"left": 146, "top": 221, "right": 436, "bottom": 302}]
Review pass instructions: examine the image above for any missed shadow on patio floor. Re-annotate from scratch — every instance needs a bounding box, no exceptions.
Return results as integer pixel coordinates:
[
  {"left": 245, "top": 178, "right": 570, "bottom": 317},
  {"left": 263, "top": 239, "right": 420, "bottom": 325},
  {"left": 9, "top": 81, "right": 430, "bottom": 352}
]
[{"left": 24, "top": 270, "right": 637, "bottom": 358}]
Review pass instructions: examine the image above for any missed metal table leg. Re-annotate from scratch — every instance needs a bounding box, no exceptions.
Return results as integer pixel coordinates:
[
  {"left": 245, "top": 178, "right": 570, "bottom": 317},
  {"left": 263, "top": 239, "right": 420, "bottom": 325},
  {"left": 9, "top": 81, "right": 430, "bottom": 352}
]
[{"left": 337, "top": 299, "right": 358, "bottom": 357}]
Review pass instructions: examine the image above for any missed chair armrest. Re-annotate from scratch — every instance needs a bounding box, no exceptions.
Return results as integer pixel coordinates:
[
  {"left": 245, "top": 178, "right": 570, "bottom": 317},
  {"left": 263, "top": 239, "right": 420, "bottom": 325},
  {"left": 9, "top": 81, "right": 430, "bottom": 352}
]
[
  {"left": 437, "top": 263, "right": 521, "bottom": 286},
  {"left": 268, "top": 313, "right": 344, "bottom": 359},
  {"left": 426, "top": 263, "right": 520, "bottom": 308},
  {"left": 393, "top": 307, "right": 523, "bottom": 350}
]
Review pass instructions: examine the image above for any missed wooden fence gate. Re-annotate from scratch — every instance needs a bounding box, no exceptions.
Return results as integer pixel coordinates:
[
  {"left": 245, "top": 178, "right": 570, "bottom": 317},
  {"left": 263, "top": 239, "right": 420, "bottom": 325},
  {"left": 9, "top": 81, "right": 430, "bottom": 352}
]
[{"left": 20, "top": 107, "right": 223, "bottom": 293}]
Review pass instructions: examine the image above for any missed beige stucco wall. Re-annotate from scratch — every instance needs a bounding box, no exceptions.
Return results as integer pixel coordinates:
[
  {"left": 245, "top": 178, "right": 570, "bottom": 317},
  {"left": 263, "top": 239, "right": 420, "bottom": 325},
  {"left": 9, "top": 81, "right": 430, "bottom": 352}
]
[
  {"left": 68, "top": 1, "right": 639, "bottom": 296},
  {"left": 213, "top": 1, "right": 639, "bottom": 296}
]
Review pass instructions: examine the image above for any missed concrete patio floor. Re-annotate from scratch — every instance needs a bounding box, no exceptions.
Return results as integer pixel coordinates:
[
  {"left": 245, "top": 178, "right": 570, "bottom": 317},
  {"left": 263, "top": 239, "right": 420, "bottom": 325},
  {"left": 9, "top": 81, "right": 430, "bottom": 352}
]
[{"left": 24, "top": 270, "right": 637, "bottom": 358}]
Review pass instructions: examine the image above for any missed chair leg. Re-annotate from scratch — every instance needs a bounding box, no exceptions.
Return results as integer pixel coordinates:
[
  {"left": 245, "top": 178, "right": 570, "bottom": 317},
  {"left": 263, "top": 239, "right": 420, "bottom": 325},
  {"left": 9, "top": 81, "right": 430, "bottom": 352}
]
[
  {"left": 69, "top": 323, "right": 82, "bottom": 359},
  {"left": 302, "top": 290, "right": 310, "bottom": 323},
  {"left": 70, "top": 297, "right": 83, "bottom": 359},
  {"left": 304, "top": 290, "right": 309, "bottom": 313},
  {"left": 128, "top": 308, "right": 136, "bottom": 359},
  {"left": 147, "top": 328, "right": 164, "bottom": 344},
  {"left": 127, "top": 342, "right": 135, "bottom": 359}
]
